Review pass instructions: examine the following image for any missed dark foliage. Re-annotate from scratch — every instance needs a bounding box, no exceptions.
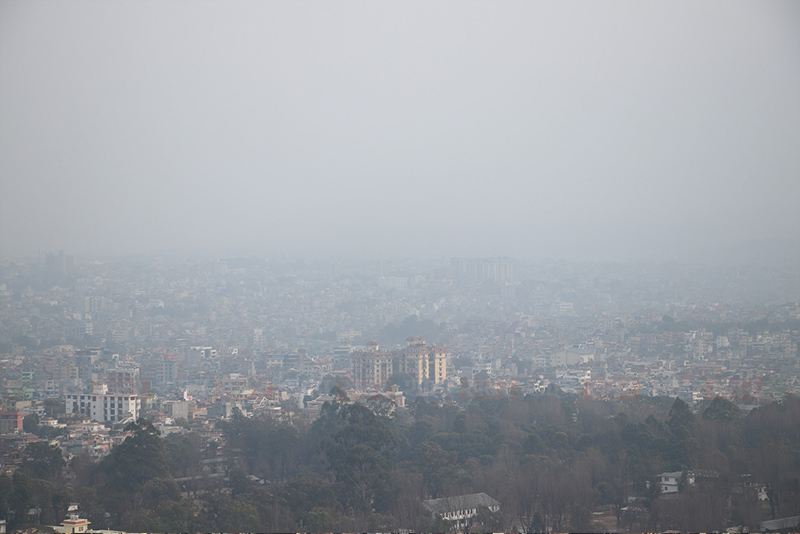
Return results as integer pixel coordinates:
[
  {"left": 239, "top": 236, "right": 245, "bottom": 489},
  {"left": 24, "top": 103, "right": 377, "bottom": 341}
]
[{"left": 6, "top": 395, "right": 800, "bottom": 532}]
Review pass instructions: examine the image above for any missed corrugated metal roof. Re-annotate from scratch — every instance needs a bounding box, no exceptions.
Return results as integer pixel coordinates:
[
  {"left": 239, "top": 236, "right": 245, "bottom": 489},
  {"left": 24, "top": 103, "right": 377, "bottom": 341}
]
[{"left": 422, "top": 492, "right": 500, "bottom": 515}]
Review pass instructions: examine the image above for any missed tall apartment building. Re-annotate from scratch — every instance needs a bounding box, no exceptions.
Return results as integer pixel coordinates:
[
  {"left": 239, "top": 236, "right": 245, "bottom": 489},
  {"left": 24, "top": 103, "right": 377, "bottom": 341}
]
[
  {"left": 253, "top": 329, "right": 268, "bottom": 353},
  {"left": 397, "top": 338, "right": 448, "bottom": 386},
  {"left": 453, "top": 258, "right": 514, "bottom": 284},
  {"left": 81, "top": 297, "right": 109, "bottom": 317},
  {"left": 333, "top": 344, "right": 353, "bottom": 371},
  {"left": 352, "top": 343, "right": 394, "bottom": 390},
  {"left": 157, "top": 357, "right": 177, "bottom": 390},
  {"left": 352, "top": 338, "right": 448, "bottom": 390}
]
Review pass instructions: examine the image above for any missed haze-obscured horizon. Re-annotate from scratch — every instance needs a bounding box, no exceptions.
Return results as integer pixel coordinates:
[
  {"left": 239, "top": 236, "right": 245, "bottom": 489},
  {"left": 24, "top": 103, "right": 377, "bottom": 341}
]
[{"left": 1, "top": 0, "right": 799, "bottom": 264}]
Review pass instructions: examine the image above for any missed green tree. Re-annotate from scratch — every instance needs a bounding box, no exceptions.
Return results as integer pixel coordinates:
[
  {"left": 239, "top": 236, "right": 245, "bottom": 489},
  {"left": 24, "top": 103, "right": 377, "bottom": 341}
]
[
  {"left": 0, "top": 473, "right": 13, "bottom": 523},
  {"left": 667, "top": 397, "right": 694, "bottom": 435},
  {"left": 318, "top": 403, "right": 396, "bottom": 513},
  {"left": 417, "top": 441, "right": 459, "bottom": 498},
  {"left": 98, "top": 418, "right": 170, "bottom": 490},
  {"left": 158, "top": 499, "right": 197, "bottom": 533},
  {"left": 164, "top": 432, "right": 203, "bottom": 480},
  {"left": 23, "top": 413, "right": 39, "bottom": 433},
  {"left": 10, "top": 471, "right": 31, "bottom": 529},
  {"left": 280, "top": 476, "right": 342, "bottom": 529},
  {"left": 138, "top": 477, "right": 181, "bottom": 516},
  {"left": 21, "top": 442, "right": 65, "bottom": 483},
  {"left": 26, "top": 478, "right": 73, "bottom": 526},
  {"left": 220, "top": 498, "right": 262, "bottom": 533},
  {"left": 702, "top": 396, "right": 742, "bottom": 422}
]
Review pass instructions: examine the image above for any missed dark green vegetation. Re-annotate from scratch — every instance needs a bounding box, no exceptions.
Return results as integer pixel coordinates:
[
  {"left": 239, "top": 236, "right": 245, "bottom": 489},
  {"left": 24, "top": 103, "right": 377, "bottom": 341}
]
[{"left": 1, "top": 394, "right": 799, "bottom": 532}]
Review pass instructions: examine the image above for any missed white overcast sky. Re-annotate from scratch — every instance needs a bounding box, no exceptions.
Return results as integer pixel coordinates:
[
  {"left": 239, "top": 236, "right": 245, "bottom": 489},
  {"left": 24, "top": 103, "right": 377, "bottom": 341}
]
[{"left": 1, "top": 0, "right": 798, "bottom": 262}]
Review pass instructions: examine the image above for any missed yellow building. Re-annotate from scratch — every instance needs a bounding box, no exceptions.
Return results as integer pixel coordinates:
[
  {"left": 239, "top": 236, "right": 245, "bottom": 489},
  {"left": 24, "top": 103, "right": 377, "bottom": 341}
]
[
  {"left": 351, "top": 338, "right": 448, "bottom": 390},
  {"left": 397, "top": 338, "right": 448, "bottom": 386}
]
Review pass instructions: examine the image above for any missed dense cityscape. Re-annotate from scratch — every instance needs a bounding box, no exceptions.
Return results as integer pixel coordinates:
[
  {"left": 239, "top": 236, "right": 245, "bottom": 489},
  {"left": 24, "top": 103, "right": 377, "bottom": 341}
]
[
  {"left": 2, "top": 0, "right": 799, "bottom": 531},
  {"left": 0, "top": 253, "right": 798, "bottom": 532}
]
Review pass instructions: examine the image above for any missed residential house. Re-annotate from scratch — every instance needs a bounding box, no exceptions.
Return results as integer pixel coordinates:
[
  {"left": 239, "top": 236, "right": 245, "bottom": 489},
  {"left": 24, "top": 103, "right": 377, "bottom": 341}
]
[{"left": 422, "top": 492, "right": 500, "bottom": 531}]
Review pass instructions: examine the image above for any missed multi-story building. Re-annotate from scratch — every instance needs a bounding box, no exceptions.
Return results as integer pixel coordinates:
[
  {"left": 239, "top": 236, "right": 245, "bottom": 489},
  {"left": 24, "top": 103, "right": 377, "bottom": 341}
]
[
  {"left": 253, "top": 329, "right": 267, "bottom": 353},
  {"left": 189, "top": 346, "right": 217, "bottom": 361},
  {"left": 352, "top": 338, "right": 448, "bottom": 390},
  {"left": 98, "top": 367, "right": 139, "bottom": 395},
  {"left": 0, "top": 411, "right": 23, "bottom": 434},
  {"left": 396, "top": 338, "right": 448, "bottom": 386},
  {"left": 217, "top": 374, "right": 250, "bottom": 398},
  {"left": 156, "top": 356, "right": 177, "bottom": 391},
  {"left": 333, "top": 344, "right": 353, "bottom": 371},
  {"left": 549, "top": 347, "right": 595, "bottom": 367},
  {"left": 65, "top": 393, "right": 140, "bottom": 423},
  {"left": 452, "top": 258, "right": 514, "bottom": 284},
  {"left": 352, "top": 343, "right": 394, "bottom": 390}
]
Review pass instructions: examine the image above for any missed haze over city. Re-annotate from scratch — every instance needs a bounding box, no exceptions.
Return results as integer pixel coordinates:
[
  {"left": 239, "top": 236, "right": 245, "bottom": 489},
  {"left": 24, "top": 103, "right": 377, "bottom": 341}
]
[
  {"left": 2, "top": 0, "right": 799, "bottom": 262},
  {"left": 3, "top": 4, "right": 800, "bottom": 532}
]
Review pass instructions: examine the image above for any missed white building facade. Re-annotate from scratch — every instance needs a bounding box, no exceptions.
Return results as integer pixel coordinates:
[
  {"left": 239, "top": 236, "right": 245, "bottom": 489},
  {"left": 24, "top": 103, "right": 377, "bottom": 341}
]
[{"left": 65, "top": 393, "right": 140, "bottom": 423}]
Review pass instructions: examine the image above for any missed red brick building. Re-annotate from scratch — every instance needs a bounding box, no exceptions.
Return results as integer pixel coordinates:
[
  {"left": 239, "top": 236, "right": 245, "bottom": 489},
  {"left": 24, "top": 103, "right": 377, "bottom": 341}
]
[{"left": 0, "top": 411, "right": 23, "bottom": 434}]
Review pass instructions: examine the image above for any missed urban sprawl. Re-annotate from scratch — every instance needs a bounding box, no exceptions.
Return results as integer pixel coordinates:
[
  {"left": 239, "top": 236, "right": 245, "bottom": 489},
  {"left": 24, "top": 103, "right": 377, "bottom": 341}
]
[{"left": 1, "top": 254, "right": 799, "bottom": 532}]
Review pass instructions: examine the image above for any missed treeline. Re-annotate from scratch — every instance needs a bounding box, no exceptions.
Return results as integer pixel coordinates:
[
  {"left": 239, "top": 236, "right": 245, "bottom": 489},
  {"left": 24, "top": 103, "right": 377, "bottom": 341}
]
[{"left": 1, "top": 392, "right": 799, "bottom": 532}]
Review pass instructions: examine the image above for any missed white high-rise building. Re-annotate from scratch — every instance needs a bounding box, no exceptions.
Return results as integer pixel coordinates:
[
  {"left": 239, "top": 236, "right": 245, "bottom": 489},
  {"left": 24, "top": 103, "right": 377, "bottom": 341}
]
[
  {"left": 253, "top": 328, "right": 267, "bottom": 352},
  {"left": 65, "top": 393, "right": 140, "bottom": 423}
]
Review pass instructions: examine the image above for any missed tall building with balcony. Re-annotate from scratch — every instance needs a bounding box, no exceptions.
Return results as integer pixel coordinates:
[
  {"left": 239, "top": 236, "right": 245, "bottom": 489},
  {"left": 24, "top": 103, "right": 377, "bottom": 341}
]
[
  {"left": 352, "top": 338, "right": 448, "bottom": 391},
  {"left": 397, "top": 338, "right": 448, "bottom": 386},
  {"left": 352, "top": 343, "right": 394, "bottom": 390}
]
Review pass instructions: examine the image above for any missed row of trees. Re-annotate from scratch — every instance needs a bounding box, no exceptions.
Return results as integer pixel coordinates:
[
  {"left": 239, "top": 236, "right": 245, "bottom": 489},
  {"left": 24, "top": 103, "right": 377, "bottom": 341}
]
[{"left": 1, "top": 390, "right": 799, "bottom": 532}]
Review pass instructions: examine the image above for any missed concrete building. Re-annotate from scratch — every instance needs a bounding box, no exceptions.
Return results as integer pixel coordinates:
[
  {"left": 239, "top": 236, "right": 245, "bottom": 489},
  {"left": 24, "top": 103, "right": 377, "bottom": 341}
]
[
  {"left": 218, "top": 374, "right": 250, "bottom": 397},
  {"left": 95, "top": 367, "right": 139, "bottom": 395},
  {"left": 253, "top": 328, "right": 267, "bottom": 352},
  {"left": 453, "top": 258, "right": 514, "bottom": 284},
  {"left": 422, "top": 492, "right": 500, "bottom": 531},
  {"left": 396, "top": 337, "right": 448, "bottom": 386},
  {"left": 333, "top": 344, "right": 353, "bottom": 371},
  {"left": 54, "top": 513, "right": 90, "bottom": 534},
  {"left": 65, "top": 394, "right": 140, "bottom": 423},
  {"left": 657, "top": 471, "right": 684, "bottom": 494},
  {"left": 352, "top": 343, "right": 394, "bottom": 390},
  {"left": 0, "top": 411, "right": 23, "bottom": 434},
  {"left": 549, "top": 347, "right": 595, "bottom": 367},
  {"left": 352, "top": 338, "right": 448, "bottom": 390},
  {"left": 162, "top": 399, "right": 189, "bottom": 420},
  {"left": 189, "top": 346, "right": 217, "bottom": 361}
]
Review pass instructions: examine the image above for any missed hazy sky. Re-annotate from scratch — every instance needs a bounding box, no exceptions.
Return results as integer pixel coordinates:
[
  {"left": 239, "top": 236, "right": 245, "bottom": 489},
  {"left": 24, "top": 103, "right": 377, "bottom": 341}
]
[{"left": 1, "top": 0, "right": 799, "bottom": 262}]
